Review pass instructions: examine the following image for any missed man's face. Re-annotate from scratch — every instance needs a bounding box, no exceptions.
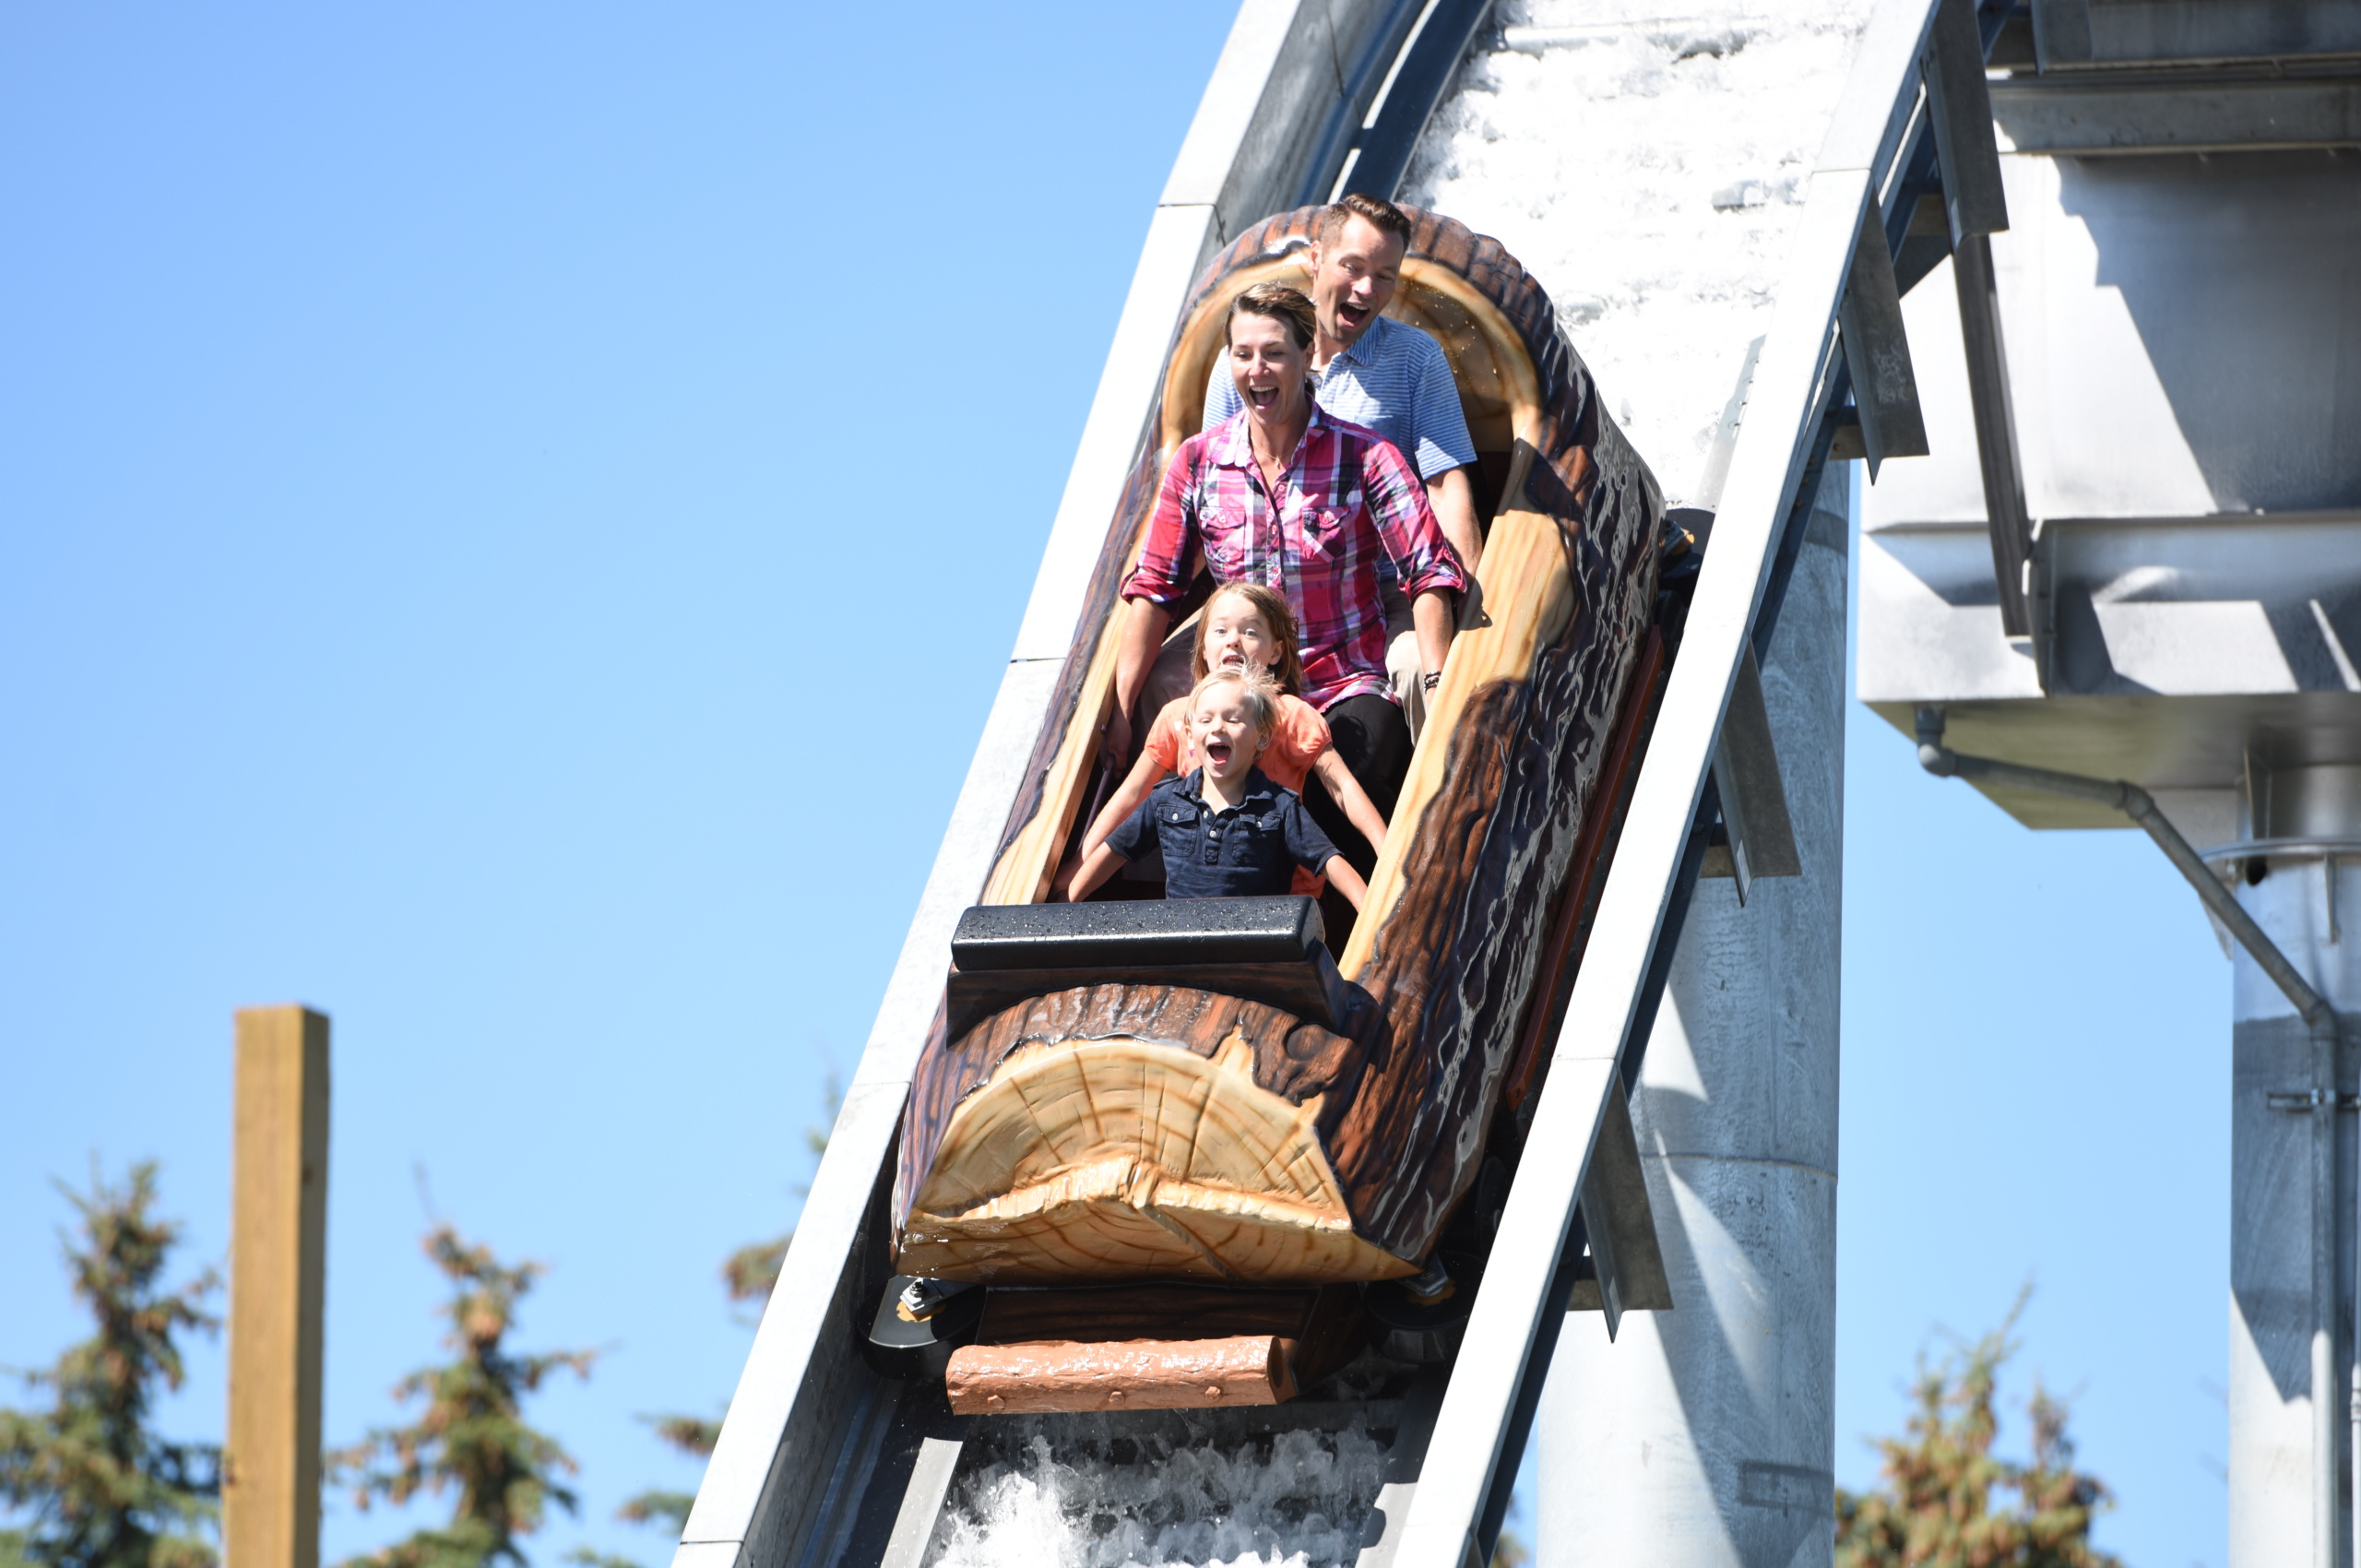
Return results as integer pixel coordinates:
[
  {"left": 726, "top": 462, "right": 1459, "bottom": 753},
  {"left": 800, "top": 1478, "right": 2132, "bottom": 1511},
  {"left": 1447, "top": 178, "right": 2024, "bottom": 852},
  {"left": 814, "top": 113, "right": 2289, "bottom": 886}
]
[{"left": 1305, "top": 215, "right": 1406, "bottom": 350}]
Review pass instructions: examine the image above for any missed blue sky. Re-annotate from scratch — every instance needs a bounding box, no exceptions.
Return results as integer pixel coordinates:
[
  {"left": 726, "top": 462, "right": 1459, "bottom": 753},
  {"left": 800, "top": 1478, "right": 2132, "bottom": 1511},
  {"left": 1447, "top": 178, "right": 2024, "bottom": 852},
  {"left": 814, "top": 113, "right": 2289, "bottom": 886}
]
[{"left": 1, "top": 6, "right": 2226, "bottom": 1565}]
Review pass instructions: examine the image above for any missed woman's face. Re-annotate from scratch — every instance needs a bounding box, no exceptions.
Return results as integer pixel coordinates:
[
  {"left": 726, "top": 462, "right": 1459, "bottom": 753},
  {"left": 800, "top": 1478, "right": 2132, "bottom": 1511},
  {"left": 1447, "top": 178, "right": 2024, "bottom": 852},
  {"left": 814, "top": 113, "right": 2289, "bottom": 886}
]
[
  {"left": 1204, "top": 593, "right": 1282, "bottom": 680},
  {"left": 1227, "top": 312, "right": 1309, "bottom": 431}
]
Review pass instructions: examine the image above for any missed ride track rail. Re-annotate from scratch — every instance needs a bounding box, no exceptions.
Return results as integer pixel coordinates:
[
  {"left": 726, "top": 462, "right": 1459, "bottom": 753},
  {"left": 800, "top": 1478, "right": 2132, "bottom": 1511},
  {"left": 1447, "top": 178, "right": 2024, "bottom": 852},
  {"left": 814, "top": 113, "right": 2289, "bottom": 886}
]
[{"left": 670, "top": 4, "right": 2019, "bottom": 1566}]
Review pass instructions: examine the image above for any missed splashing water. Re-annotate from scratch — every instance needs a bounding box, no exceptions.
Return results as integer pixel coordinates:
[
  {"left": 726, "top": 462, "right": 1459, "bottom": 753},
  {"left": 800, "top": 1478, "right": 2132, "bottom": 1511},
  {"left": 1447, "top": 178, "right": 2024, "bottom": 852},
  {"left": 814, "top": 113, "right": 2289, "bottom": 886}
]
[
  {"left": 925, "top": 1414, "right": 1395, "bottom": 1568},
  {"left": 1399, "top": 0, "right": 1880, "bottom": 505}
]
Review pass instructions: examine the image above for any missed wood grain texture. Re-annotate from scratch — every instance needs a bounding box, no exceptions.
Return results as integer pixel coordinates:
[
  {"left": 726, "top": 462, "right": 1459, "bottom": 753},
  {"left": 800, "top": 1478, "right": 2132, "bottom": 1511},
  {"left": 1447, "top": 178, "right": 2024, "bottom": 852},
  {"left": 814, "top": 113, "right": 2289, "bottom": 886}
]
[
  {"left": 945, "top": 1336, "right": 1297, "bottom": 1416},
  {"left": 225, "top": 1006, "right": 329, "bottom": 1568},
  {"left": 898, "top": 205, "right": 1662, "bottom": 1278},
  {"left": 894, "top": 985, "right": 1400, "bottom": 1285}
]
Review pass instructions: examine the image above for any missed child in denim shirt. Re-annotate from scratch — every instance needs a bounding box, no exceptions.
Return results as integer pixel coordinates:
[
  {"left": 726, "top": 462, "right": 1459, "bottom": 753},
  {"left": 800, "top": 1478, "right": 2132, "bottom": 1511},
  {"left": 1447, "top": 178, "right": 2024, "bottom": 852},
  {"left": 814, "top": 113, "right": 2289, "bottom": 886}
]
[{"left": 1066, "top": 670, "right": 1368, "bottom": 909}]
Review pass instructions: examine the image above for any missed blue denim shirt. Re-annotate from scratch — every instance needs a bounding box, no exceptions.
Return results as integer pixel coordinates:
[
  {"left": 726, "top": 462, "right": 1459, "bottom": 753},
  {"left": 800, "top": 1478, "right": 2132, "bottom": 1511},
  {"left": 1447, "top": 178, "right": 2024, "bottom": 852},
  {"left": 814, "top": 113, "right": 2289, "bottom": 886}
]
[{"left": 1104, "top": 766, "right": 1341, "bottom": 899}]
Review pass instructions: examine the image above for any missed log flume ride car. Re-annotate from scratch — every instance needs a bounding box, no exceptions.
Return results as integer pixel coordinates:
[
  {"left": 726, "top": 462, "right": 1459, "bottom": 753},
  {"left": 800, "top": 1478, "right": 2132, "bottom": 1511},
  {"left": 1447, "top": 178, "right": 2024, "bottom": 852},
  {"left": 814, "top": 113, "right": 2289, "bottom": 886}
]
[{"left": 868, "top": 207, "right": 1674, "bottom": 1417}]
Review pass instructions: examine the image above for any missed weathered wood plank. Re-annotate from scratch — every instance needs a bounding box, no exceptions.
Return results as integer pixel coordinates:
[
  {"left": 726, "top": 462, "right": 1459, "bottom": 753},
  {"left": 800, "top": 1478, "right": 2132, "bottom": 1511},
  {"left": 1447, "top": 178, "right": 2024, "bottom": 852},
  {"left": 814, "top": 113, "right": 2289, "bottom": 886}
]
[{"left": 945, "top": 1336, "right": 1298, "bottom": 1416}]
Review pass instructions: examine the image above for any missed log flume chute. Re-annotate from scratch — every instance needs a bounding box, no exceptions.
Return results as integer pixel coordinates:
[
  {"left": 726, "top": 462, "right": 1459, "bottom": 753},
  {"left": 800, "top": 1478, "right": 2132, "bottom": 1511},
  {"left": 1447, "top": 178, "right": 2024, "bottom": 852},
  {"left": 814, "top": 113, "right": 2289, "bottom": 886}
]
[{"left": 879, "top": 205, "right": 1666, "bottom": 1410}]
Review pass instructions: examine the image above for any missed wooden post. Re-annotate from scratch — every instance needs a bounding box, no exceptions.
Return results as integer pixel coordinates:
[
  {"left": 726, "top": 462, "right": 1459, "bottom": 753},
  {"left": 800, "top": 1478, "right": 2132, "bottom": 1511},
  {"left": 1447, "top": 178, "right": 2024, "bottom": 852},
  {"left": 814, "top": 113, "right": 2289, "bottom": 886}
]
[{"left": 224, "top": 1006, "right": 329, "bottom": 1568}]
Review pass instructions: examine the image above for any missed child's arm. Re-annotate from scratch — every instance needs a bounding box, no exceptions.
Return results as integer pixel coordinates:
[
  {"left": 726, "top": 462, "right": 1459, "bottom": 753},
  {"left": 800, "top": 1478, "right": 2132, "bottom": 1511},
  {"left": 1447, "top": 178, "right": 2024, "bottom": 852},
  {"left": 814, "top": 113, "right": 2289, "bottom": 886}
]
[
  {"left": 1066, "top": 841, "right": 1129, "bottom": 904},
  {"left": 1076, "top": 746, "right": 1174, "bottom": 867},
  {"left": 1311, "top": 748, "right": 1390, "bottom": 857},
  {"left": 1323, "top": 856, "right": 1369, "bottom": 912}
]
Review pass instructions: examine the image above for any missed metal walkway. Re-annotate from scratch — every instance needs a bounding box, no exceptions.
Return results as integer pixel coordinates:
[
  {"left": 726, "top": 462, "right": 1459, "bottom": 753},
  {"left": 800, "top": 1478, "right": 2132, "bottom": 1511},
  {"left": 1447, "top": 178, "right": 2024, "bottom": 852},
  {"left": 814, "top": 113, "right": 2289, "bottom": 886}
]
[{"left": 668, "top": 3, "right": 2008, "bottom": 1564}]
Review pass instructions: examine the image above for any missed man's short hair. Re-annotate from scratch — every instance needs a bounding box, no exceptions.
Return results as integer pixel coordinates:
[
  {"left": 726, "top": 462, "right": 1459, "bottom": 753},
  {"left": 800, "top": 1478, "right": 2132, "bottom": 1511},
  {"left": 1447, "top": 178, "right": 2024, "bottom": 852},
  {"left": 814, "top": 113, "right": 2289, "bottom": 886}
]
[{"left": 1319, "top": 192, "right": 1414, "bottom": 249}]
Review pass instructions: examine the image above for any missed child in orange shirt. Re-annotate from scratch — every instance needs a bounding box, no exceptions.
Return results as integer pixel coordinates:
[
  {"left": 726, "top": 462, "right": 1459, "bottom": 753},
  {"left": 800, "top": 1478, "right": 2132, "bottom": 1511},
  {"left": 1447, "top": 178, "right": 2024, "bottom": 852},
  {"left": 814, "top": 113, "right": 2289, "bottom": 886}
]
[{"left": 1068, "top": 582, "right": 1390, "bottom": 901}]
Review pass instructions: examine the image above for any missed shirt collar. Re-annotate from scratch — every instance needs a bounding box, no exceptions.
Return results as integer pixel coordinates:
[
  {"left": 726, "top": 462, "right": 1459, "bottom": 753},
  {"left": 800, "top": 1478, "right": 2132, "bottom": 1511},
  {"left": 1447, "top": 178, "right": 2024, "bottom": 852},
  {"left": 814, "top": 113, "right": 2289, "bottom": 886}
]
[
  {"left": 1328, "top": 312, "right": 1392, "bottom": 372},
  {"left": 1179, "top": 765, "right": 1279, "bottom": 808},
  {"left": 1213, "top": 402, "right": 1333, "bottom": 471}
]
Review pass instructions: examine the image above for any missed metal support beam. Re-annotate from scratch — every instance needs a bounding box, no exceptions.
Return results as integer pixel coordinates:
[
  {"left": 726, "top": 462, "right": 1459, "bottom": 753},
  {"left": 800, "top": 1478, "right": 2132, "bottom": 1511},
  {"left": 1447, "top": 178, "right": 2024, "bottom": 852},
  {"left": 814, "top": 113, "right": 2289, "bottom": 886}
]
[
  {"left": 1927, "top": 0, "right": 2010, "bottom": 240},
  {"left": 1952, "top": 232, "right": 2037, "bottom": 646},
  {"left": 1704, "top": 647, "right": 1802, "bottom": 900},
  {"left": 1569, "top": 1089, "right": 1675, "bottom": 1336},
  {"left": 1837, "top": 198, "right": 1930, "bottom": 479},
  {"left": 1993, "top": 77, "right": 2361, "bottom": 155}
]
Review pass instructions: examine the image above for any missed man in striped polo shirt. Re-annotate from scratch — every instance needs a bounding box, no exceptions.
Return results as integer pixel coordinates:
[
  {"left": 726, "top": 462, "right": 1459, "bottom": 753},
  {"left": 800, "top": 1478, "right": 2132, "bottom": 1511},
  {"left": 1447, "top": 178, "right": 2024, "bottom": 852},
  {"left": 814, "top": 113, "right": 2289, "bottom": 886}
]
[{"left": 1202, "top": 192, "right": 1485, "bottom": 739}]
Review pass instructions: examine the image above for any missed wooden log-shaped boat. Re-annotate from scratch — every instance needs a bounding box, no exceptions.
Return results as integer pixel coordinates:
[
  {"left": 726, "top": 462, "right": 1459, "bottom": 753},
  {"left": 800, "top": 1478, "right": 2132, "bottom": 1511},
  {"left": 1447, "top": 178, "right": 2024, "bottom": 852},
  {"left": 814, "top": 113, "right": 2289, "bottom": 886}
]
[{"left": 892, "top": 206, "right": 1663, "bottom": 1294}]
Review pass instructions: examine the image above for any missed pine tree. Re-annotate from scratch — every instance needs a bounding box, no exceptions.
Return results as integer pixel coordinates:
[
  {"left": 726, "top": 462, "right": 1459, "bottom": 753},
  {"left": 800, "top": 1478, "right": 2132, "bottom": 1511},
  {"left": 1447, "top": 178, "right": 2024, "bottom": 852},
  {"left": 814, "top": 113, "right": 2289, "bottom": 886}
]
[
  {"left": 0, "top": 1162, "right": 221, "bottom": 1568},
  {"left": 1835, "top": 1299, "right": 2123, "bottom": 1568},
  {"left": 329, "top": 1227, "right": 596, "bottom": 1568}
]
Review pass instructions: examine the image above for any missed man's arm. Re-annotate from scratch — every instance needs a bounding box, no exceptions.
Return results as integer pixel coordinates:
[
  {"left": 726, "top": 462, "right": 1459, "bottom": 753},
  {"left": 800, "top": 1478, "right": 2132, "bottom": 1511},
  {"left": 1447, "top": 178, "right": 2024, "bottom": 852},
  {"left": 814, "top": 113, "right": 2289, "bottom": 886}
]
[
  {"left": 1104, "top": 598, "right": 1172, "bottom": 768},
  {"left": 1427, "top": 466, "right": 1483, "bottom": 573},
  {"left": 1411, "top": 588, "right": 1454, "bottom": 682}
]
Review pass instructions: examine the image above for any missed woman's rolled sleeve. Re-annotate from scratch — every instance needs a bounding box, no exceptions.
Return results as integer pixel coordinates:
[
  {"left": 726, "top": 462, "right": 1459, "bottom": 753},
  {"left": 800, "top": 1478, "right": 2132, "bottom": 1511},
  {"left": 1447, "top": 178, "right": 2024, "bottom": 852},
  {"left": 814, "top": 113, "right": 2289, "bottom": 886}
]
[
  {"left": 1121, "top": 443, "right": 1206, "bottom": 605},
  {"left": 1362, "top": 437, "right": 1467, "bottom": 600}
]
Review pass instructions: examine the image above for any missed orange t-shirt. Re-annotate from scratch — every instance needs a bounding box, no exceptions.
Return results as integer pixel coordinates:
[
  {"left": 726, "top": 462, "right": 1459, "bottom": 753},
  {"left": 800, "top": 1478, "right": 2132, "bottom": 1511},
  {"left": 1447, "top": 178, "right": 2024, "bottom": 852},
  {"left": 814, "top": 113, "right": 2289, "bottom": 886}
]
[{"left": 1145, "top": 692, "right": 1335, "bottom": 896}]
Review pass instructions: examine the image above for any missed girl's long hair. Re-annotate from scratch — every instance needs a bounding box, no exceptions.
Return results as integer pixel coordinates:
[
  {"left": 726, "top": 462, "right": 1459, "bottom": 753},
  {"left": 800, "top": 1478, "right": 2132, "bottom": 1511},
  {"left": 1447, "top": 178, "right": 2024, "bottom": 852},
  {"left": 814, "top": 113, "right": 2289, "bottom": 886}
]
[{"left": 1192, "top": 580, "right": 1307, "bottom": 697}]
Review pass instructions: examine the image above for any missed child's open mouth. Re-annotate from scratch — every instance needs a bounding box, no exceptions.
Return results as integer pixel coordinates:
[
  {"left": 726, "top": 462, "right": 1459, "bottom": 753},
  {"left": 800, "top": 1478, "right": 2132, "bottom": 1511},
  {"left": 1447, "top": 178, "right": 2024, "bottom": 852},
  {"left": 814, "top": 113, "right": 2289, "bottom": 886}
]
[{"left": 1204, "top": 740, "right": 1234, "bottom": 767}]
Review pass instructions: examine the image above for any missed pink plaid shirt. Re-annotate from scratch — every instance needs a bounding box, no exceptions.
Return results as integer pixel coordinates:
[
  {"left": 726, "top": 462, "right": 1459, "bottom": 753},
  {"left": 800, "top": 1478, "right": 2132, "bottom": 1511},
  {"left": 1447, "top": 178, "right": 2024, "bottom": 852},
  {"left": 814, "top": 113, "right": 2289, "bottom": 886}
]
[{"left": 1123, "top": 406, "right": 1466, "bottom": 711}]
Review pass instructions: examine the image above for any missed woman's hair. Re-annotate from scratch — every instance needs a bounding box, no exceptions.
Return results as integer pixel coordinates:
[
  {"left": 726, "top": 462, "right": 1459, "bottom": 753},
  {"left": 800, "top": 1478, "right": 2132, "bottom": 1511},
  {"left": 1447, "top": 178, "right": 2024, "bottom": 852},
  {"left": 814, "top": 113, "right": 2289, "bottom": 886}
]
[
  {"left": 1224, "top": 281, "right": 1317, "bottom": 353},
  {"left": 1192, "top": 581, "right": 1306, "bottom": 697},
  {"left": 1190, "top": 667, "right": 1278, "bottom": 743}
]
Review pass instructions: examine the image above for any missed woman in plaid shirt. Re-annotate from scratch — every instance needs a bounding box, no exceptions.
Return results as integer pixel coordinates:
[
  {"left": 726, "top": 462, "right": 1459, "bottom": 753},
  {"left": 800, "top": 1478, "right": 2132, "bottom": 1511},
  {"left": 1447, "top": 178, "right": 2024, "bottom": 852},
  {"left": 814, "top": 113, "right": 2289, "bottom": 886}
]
[{"left": 1109, "top": 282, "right": 1466, "bottom": 877}]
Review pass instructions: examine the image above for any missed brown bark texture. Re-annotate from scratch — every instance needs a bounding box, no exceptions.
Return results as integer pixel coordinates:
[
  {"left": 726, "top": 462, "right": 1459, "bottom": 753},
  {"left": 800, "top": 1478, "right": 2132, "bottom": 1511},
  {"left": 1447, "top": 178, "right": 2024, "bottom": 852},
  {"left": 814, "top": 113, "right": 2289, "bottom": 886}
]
[{"left": 895, "top": 205, "right": 1661, "bottom": 1276}]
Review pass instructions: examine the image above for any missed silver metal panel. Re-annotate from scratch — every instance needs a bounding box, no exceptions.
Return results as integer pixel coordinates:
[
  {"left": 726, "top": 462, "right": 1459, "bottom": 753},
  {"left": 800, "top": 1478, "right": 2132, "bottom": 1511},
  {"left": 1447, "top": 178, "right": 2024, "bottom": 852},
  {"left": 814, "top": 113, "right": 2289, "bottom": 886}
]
[
  {"left": 1858, "top": 138, "right": 2361, "bottom": 808},
  {"left": 1993, "top": 77, "right": 2361, "bottom": 155},
  {"left": 2035, "top": 0, "right": 2361, "bottom": 68}
]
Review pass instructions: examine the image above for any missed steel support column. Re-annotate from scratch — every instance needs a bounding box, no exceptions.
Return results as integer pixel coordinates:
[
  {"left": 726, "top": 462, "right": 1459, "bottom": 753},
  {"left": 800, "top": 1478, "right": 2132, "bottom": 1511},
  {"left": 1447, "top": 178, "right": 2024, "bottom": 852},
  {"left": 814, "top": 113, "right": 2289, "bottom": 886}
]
[{"left": 1535, "top": 467, "right": 1848, "bottom": 1568}]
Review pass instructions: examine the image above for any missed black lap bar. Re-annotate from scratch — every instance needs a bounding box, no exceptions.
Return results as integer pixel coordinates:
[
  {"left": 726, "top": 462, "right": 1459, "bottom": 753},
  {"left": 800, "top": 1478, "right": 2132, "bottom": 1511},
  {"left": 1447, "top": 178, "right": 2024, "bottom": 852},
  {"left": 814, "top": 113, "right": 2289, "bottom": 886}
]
[
  {"left": 943, "top": 896, "right": 1354, "bottom": 1040},
  {"left": 949, "top": 896, "right": 1325, "bottom": 972}
]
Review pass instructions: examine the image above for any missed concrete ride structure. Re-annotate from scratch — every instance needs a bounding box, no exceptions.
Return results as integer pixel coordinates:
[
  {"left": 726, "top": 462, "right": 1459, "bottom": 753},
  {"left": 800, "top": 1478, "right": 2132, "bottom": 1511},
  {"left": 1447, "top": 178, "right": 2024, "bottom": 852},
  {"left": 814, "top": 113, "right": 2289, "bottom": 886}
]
[
  {"left": 1856, "top": 5, "right": 2361, "bottom": 1566},
  {"left": 668, "top": 2, "right": 2358, "bottom": 1565}
]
